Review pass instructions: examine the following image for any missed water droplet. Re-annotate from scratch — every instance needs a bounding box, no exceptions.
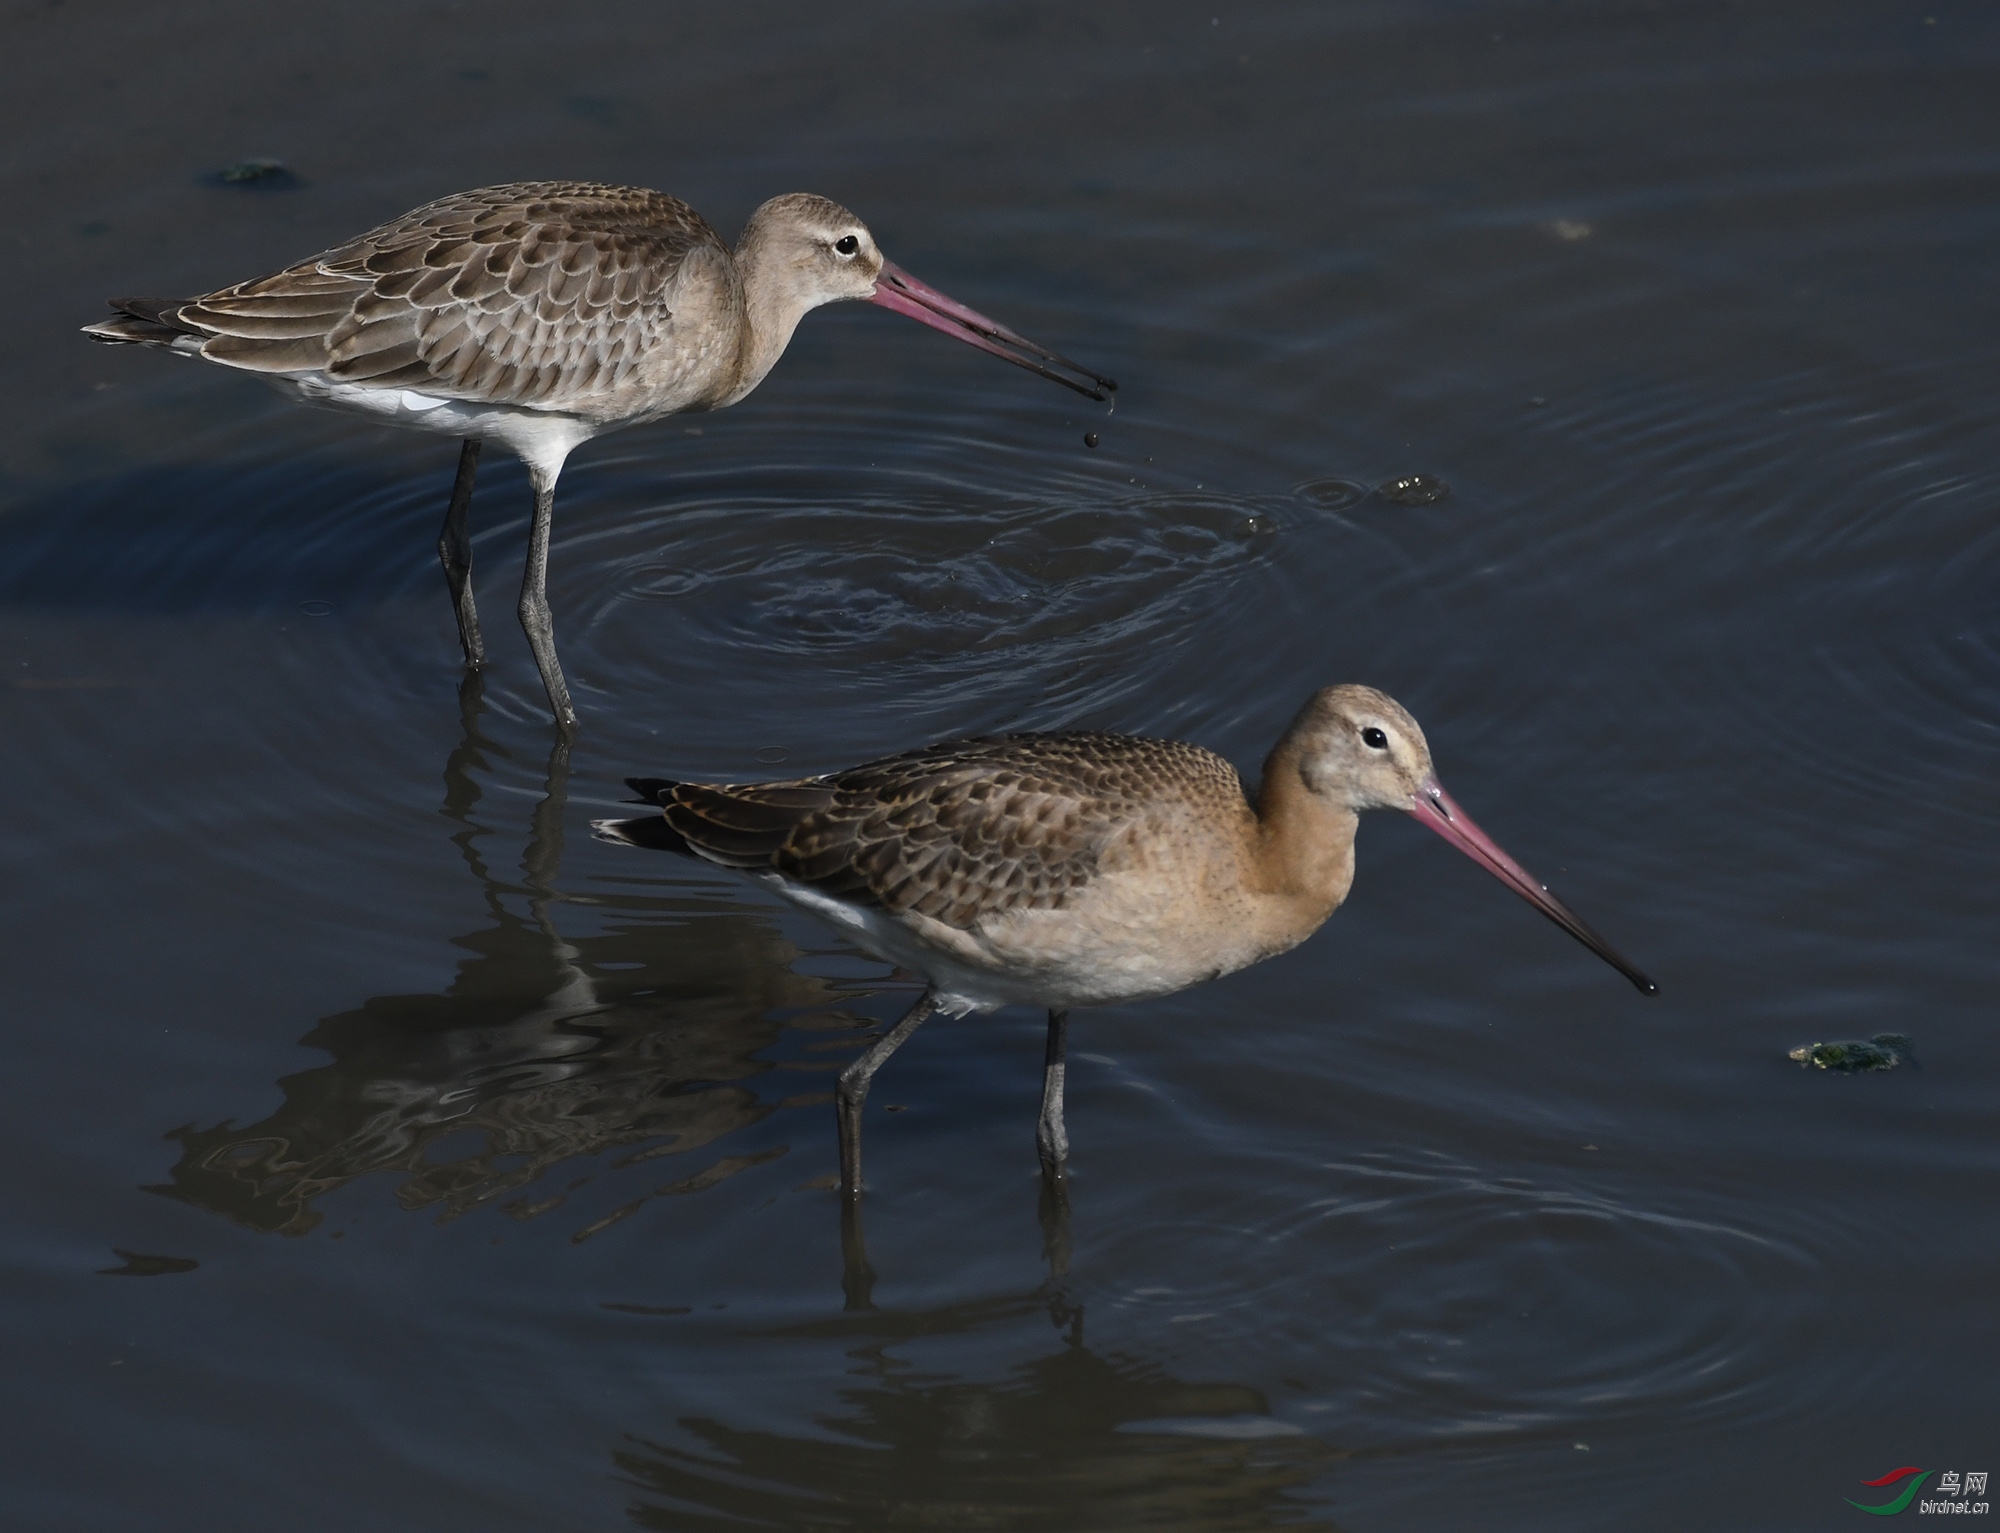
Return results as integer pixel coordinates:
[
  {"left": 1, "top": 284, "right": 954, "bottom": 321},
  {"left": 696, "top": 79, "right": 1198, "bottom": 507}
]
[
  {"left": 298, "top": 600, "right": 334, "bottom": 617},
  {"left": 755, "top": 746, "right": 790, "bottom": 765},
  {"left": 1083, "top": 432, "right": 1099, "bottom": 448},
  {"left": 1376, "top": 474, "right": 1451, "bottom": 506}
]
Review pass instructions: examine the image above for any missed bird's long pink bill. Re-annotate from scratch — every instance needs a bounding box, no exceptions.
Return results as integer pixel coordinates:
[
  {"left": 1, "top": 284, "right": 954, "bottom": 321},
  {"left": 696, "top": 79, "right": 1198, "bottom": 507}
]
[
  {"left": 871, "top": 260, "right": 1116, "bottom": 402},
  {"left": 1410, "top": 777, "right": 1658, "bottom": 995}
]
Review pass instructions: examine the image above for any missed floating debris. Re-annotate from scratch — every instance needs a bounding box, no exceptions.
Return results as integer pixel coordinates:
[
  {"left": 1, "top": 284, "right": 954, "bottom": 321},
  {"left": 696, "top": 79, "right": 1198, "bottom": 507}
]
[
  {"left": 1788, "top": 1033, "right": 1913, "bottom": 1072},
  {"left": 1084, "top": 431, "right": 1099, "bottom": 448},
  {"left": 1377, "top": 473, "right": 1451, "bottom": 506},
  {"left": 211, "top": 158, "right": 299, "bottom": 189},
  {"left": 1296, "top": 478, "right": 1366, "bottom": 509}
]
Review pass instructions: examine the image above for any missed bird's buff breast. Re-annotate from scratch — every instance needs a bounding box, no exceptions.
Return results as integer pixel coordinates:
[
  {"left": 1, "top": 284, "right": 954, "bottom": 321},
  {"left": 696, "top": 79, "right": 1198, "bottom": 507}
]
[{"left": 763, "top": 856, "right": 1308, "bottom": 1016}]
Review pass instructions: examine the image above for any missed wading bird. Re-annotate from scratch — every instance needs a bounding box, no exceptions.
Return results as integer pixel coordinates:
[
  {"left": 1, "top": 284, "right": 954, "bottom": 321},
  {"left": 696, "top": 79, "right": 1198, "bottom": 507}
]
[
  {"left": 593, "top": 684, "right": 1656, "bottom": 1196},
  {"left": 82, "top": 182, "right": 1113, "bottom": 731}
]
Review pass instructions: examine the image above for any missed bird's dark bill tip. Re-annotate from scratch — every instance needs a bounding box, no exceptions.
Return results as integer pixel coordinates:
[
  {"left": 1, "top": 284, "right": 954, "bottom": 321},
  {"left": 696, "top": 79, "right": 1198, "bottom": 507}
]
[{"left": 1410, "top": 777, "right": 1658, "bottom": 999}]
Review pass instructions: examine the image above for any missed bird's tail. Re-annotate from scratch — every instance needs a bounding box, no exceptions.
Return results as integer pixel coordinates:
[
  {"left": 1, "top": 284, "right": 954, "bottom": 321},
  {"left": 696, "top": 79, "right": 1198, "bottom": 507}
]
[
  {"left": 81, "top": 298, "right": 204, "bottom": 350},
  {"left": 590, "top": 777, "right": 691, "bottom": 854},
  {"left": 591, "top": 815, "right": 691, "bottom": 853}
]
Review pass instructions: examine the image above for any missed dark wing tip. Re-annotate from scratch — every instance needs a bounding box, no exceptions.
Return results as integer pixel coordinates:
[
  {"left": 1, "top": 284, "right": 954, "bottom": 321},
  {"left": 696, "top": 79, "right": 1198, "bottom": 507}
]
[
  {"left": 591, "top": 815, "right": 689, "bottom": 854},
  {"left": 83, "top": 298, "right": 200, "bottom": 346},
  {"left": 625, "top": 776, "right": 679, "bottom": 805},
  {"left": 109, "top": 297, "right": 194, "bottom": 327}
]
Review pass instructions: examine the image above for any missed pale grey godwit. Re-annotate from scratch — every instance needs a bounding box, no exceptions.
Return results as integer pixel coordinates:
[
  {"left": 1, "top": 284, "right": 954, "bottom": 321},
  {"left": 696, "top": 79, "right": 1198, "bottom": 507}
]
[
  {"left": 593, "top": 684, "right": 1656, "bottom": 1196},
  {"left": 81, "top": 182, "right": 1114, "bottom": 731}
]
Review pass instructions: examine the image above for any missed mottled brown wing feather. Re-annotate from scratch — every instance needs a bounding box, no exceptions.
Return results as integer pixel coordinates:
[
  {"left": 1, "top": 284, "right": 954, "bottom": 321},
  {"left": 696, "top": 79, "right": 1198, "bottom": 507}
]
[
  {"left": 657, "top": 734, "right": 1247, "bottom": 930},
  {"left": 163, "top": 182, "right": 728, "bottom": 407}
]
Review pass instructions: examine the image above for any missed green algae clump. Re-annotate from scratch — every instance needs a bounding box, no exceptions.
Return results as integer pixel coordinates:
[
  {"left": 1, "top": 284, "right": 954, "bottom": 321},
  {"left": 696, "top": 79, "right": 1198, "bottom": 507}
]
[{"left": 1788, "top": 1033, "right": 1913, "bottom": 1072}]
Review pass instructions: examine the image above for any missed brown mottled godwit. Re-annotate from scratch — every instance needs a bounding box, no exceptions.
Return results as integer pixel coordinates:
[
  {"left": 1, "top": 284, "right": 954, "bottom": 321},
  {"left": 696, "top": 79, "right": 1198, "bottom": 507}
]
[
  {"left": 593, "top": 684, "right": 1656, "bottom": 1196},
  {"left": 81, "top": 182, "right": 1114, "bottom": 731}
]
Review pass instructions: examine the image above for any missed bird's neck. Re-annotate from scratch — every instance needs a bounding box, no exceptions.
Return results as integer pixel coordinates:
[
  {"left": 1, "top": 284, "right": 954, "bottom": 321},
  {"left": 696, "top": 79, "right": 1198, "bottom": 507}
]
[
  {"left": 725, "top": 234, "right": 816, "bottom": 406},
  {"left": 1247, "top": 736, "right": 1359, "bottom": 933}
]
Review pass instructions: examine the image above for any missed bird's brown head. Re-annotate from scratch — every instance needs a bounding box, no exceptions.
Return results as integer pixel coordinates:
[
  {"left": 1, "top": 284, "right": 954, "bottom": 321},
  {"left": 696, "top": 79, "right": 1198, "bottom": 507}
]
[
  {"left": 739, "top": 193, "right": 886, "bottom": 304},
  {"left": 1288, "top": 684, "right": 1435, "bottom": 811}
]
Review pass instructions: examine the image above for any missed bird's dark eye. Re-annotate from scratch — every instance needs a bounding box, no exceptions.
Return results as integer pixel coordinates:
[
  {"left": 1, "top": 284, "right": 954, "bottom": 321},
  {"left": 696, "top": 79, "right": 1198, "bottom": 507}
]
[
  {"left": 1361, "top": 727, "right": 1389, "bottom": 750},
  {"left": 834, "top": 234, "right": 860, "bottom": 256}
]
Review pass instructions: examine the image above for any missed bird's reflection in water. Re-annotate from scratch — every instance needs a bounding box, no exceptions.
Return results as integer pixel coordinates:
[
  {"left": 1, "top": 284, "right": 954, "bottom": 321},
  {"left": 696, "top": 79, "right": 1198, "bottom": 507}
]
[
  {"left": 617, "top": 1264, "right": 1343, "bottom": 1531},
  {"left": 153, "top": 678, "right": 847, "bottom": 1237},
  {"left": 704, "top": 1184, "right": 1341, "bottom": 1529}
]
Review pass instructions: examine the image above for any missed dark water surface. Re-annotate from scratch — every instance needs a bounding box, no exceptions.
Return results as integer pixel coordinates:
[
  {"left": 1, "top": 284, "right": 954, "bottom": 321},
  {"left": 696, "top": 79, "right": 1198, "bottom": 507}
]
[{"left": 5, "top": 2, "right": 1998, "bottom": 1528}]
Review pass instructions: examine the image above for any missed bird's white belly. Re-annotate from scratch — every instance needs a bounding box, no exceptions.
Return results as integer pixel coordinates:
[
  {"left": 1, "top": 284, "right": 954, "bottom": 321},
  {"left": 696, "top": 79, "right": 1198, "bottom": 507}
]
[{"left": 280, "top": 374, "right": 599, "bottom": 483}]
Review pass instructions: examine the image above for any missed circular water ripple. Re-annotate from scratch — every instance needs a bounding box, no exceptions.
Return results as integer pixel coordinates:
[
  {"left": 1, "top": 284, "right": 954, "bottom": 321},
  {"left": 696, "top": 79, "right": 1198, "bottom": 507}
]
[
  {"left": 567, "top": 480, "right": 1287, "bottom": 731},
  {"left": 1103, "top": 1143, "right": 1847, "bottom": 1445}
]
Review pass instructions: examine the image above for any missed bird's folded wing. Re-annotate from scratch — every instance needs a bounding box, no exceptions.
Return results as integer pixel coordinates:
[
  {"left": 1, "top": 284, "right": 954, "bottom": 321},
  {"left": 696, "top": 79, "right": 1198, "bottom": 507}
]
[
  {"left": 663, "top": 734, "right": 1243, "bottom": 931},
  {"left": 167, "top": 181, "right": 727, "bottom": 408}
]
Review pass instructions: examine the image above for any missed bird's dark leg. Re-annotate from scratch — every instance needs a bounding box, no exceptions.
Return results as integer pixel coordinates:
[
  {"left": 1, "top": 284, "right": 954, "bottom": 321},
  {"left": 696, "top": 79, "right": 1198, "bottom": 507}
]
[
  {"left": 836, "top": 990, "right": 939, "bottom": 1198},
  {"left": 1038, "top": 1164, "right": 1074, "bottom": 1280},
  {"left": 518, "top": 464, "right": 578, "bottom": 735},
  {"left": 437, "top": 439, "right": 485, "bottom": 667},
  {"left": 1038, "top": 1008, "right": 1071, "bottom": 1184},
  {"left": 838, "top": 1197, "right": 878, "bottom": 1313}
]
